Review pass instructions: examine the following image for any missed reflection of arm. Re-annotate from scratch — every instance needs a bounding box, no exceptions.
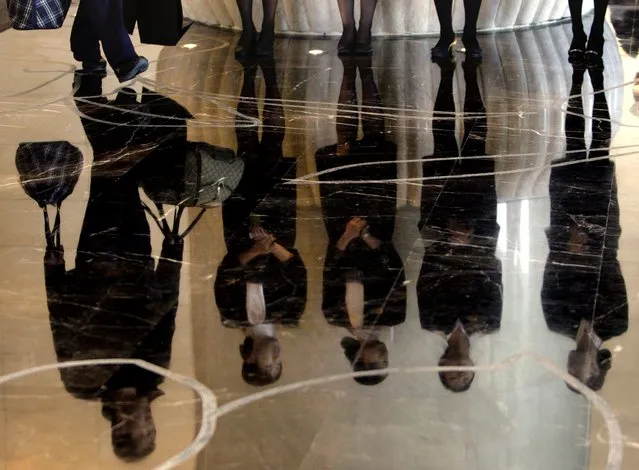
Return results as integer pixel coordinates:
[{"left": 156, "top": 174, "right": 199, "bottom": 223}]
[
  {"left": 151, "top": 239, "right": 184, "bottom": 310},
  {"left": 278, "top": 251, "right": 307, "bottom": 325}
]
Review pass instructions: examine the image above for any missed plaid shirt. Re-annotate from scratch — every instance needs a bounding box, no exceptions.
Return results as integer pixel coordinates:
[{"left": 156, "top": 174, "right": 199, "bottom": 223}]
[{"left": 7, "top": 0, "right": 71, "bottom": 30}]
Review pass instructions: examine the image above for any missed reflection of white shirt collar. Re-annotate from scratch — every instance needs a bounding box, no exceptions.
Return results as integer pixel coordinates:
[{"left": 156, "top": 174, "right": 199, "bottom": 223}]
[
  {"left": 247, "top": 323, "right": 276, "bottom": 338},
  {"left": 345, "top": 280, "right": 394, "bottom": 343},
  {"left": 246, "top": 282, "right": 266, "bottom": 325}
]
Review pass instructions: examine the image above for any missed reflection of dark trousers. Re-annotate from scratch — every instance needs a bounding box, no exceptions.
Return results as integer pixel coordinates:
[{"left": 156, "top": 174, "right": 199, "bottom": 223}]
[{"left": 70, "top": 0, "right": 135, "bottom": 67}]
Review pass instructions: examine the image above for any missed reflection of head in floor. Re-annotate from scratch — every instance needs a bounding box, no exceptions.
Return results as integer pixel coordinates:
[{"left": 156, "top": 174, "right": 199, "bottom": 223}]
[
  {"left": 215, "top": 59, "right": 308, "bottom": 387},
  {"left": 417, "top": 60, "right": 502, "bottom": 393},
  {"left": 315, "top": 56, "right": 406, "bottom": 386},
  {"left": 15, "top": 74, "right": 199, "bottom": 462},
  {"left": 542, "top": 66, "right": 628, "bottom": 393}
]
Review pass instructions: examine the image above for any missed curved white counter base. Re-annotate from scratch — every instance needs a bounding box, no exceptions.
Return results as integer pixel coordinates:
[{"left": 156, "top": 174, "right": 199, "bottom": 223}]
[{"left": 182, "top": 0, "right": 595, "bottom": 36}]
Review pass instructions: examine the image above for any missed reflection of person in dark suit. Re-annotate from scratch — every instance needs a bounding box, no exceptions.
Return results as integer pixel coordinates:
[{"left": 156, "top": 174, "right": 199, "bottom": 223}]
[
  {"left": 315, "top": 57, "right": 406, "bottom": 386},
  {"left": 417, "top": 59, "right": 502, "bottom": 393},
  {"left": 214, "top": 59, "right": 307, "bottom": 387},
  {"left": 542, "top": 65, "right": 628, "bottom": 392},
  {"left": 41, "top": 74, "right": 191, "bottom": 462}
]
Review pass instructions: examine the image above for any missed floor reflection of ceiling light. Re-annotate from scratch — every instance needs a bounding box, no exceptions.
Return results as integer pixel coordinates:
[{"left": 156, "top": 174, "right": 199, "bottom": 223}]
[
  {"left": 308, "top": 49, "right": 324, "bottom": 55},
  {"left": 613, "top": 345, "right": 623, "bottom": 353},
  {"left": 182, "top": 44, "right": 198, "bottom": 49}
]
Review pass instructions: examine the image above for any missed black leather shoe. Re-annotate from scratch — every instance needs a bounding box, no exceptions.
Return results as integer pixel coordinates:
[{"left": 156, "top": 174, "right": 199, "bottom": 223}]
[
  {"left": 235, "top": 28, "right": 257, "bottom": 59},
  {"left": 255, "top": 33, "right": 275, "bottom": 58},
  {"left": 115, "top": 56, "right": 149, "bottom": 83},
  {"left": 462, "top": 34, "right": 482, "bottom": 61},
  {"left": 431, "top": 36, "right": 456, "bottom": 60},
  {"left": 81, "top": 58, "right": 107, "bottom": 76}
]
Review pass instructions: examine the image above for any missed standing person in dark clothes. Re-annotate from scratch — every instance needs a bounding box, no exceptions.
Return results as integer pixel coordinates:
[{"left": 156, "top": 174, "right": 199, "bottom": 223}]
[
  {"left": 34, "top": 75, "right": 195, "bottom": 461},
  {"left": 214, "top": 59, "right": 307, "bottom": 387},
  {"left": 431, "top": 0, "right": 483, "bottom": 60},
  {"left": 71, "top": 0, "right": 148, "bottom": 81},
  {"left": 568, "top": 0, "right": 610, "bottom": 65},
  {"left": 234, "top": 0, "right": 279, "bottom": 58},
  {"left": 315, "top": 56, "right": 406, "bottom": 386},
  {"left": 542, "top": 65, "right": 628, "bottom": 392},
  {"left": 417, "top": 59, "right": 502, "bottom": 393}
]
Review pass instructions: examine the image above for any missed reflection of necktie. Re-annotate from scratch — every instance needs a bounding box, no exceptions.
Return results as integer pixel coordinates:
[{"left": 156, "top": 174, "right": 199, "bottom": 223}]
[
  {"left": 246, "top": 282, "right": 267, "bottom": 325},
  {"left": 346, "top": 281, "right": 365, "bottom": 329}
]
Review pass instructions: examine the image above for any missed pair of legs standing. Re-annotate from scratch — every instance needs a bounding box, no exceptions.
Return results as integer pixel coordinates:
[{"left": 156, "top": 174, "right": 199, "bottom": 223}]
[
  {"left": 431, "top": 0, "right": 483, "bottom": 60},
  {"left": 235, "top": 0, "right": 278, "bottom": 58},
  {"left": 336, "top": 0, "right": 378, "bottom": 55},
  {"left": 70, "top": 0, "right": 148, "bottom": 82},
  {"left": 568, "top": 0, "right": 609, "bottom": 64}
]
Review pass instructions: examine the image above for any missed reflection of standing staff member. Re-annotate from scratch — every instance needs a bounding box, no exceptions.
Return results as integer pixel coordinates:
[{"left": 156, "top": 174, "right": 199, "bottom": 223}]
[
  {"left": 215, "top": 58, "right": 307, "bottom": 387},
  {"left": 316, "top": 57, "right": 406, "bottom": 386},
  {"left": 417, "top": 59, "right": 502, "bottom": 393},
  {"left": 542, "top": 66, "right": 627, "bottom": 392}
]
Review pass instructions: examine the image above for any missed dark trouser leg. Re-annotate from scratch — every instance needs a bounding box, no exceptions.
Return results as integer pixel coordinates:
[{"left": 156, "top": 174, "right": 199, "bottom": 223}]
[
  {"left": 337, "top": 0, "right": 356, "bottom": 53},
  {"left": 78, "top": 0, "right": 136, "bottom": 68},
  {"left": 587, "top": 0, "right": 609, "bottom": 55},
  {"left": 568, "top": 0, "right": 587, "bottom": 52},
  {"left": 433, "top": 0, "right": 454, "bottom": 42},
  {"left": 462, "top": 0, "right": 481, "bottom": 44},
  {"left": 70, "top": 0, "right": 101, "bottom": 63},
  {"left": 431, "top": 0, "right": 455, "bottom": 56}
]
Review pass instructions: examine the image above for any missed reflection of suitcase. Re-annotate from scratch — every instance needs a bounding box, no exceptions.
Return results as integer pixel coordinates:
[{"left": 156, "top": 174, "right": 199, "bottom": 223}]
[
  {"left": 7, "top": 0, "right": 71, "bottom": 30},
  {"left": 123, "top": 0, "right": 191, "bottom": 46}
]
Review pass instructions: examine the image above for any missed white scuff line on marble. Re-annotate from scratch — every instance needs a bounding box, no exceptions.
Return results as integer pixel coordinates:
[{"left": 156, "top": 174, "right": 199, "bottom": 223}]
[
  {"left": 212, "top": 350, "right": 623, "bottom": 470},
  {"left": 0, "top": 359, "right": 217, "bottom": 470},
  {"left": 285, "top": 146, "right": 639, "bottom": 185}
]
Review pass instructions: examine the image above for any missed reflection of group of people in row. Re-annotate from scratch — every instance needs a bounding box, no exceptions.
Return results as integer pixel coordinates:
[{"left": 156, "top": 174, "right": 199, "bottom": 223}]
[
  {"left": 17, "top": 52, "right": 627, "bottom": 461},
  {"left": 213, "top": 55, "right": 628, "bottom": 394}
]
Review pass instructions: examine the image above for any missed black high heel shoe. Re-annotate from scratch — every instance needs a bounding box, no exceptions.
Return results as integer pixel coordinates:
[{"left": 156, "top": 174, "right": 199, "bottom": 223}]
[
  {"left": 568, "top": 32, "right": 587, "bottom": 64},
  {"left": 255, "top": 32, "right": 275, "bottom": 58},
  {"left": 235, "top": 28, "right": 257, "bottom": 59},
  {"left": 461, "top": 34, "right": 482, "bottom": 61},
  {"left": 338, "top": 27, "right": 357, "bottom": 56},
  {"left": 431, "top": 35, "right": 456, "bottom": 60}
]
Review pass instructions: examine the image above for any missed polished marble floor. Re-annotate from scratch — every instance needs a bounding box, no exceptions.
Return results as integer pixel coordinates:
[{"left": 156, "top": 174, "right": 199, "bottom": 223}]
[{"left": 1, "top": 3, "right": 639, "bottom": 470}]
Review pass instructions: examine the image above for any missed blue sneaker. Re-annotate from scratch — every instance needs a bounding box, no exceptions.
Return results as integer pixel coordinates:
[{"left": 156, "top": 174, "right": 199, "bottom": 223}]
[{"left": 116, "top": 56, "right": 149, "bottom": 83}]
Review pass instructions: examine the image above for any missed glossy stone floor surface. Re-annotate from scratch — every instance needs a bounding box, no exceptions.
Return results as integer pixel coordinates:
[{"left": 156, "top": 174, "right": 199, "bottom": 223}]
[{"left": 1, "top": 3, "right": 639, "bottom": 470}]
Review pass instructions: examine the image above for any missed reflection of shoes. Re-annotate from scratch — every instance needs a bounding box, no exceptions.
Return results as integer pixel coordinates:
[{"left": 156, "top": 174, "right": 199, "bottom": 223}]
[
  {"left": 568, "top": 32, "right": 587, "bottom": 64},
  {"left": 81, "top": 58, "right": 107, "bottom": 76},
  {"left": 235, "top": 28, "right": 257, "bottom": 58},
  {"left": 115, "top": 56, "right": 149, "bottom": 82},
  {"left": 462, "top": 33, "right": 482, "bottom": 60},
  {"left": 431, "top": 35, "right": 456, "bottom": 60}
]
